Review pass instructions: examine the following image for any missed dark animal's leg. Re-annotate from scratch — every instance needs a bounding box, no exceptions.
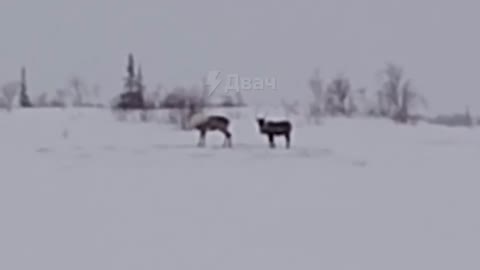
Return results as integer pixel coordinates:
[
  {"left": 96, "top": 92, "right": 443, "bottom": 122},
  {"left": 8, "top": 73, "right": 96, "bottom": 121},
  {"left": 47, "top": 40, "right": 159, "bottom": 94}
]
[
  {"left": 285, "top": 133, "right": 290, "bottom": 149},
  {"left": 198, "top": 130, "right": 206, "bottom": 147},
  {"left": 223, "top": 130, "right": 232, "bottom": 148},
  {"left": 268, "top": 134, "right": 275, "bottom": 148}
]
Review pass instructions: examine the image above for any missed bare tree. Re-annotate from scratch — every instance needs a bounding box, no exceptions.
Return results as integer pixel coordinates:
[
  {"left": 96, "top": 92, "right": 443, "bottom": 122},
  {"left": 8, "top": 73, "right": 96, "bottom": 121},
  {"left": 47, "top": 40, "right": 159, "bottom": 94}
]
[
  {"left": 395, "top": 80, "right": 414, "bottom": 123},
  {"left": 69, "top": 76, "right": 88, "bottom": 107},
  {"left": 1, "top": 81, "right": 21, "bottom": 111},
  {"left": 378, "top": 63, "right": 426, "bottom": 123},
  {"left": 346, "top": 92, "right": 358, "bottom": 116},
  {"left": 161, "top": 85, "right": 207, "bottom": 129},
  {"left": 50, "top": 88, "right": 69, "bottom": 108},
  {"left": 309, "top": 68, "right": 323, "bottom": 105},
  {"left": 307, "top": 69, "right": 324, "bottom": 122},
  {"left": 380, "top": 64, "right": 402, "bottom": 116},
  {"left": 326, "top": 74, "right": 351, "bottom": 115},
  {"left": 144, "top": 89, "right": 162, "bottom": 109}
]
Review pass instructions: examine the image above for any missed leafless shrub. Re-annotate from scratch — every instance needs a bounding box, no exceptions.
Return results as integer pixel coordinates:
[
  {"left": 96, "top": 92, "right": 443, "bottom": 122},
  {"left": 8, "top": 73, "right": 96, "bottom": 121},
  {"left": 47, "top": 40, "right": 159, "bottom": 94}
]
[
  {"left": 160, "top": 87, "right": 189, "bottom": 108},
  {"left": 428, "top": 107, "right": 474, "bottom": 127},
  {"left": 160, "top": 87, "right": 202, "bottom": 129},
  {"left": 69, "top": 76, "right": 88, "bottom": 107},
  {"left": 325, "top": 74, "right": 351, "bottom": 116},
  {"left": 377, "top": 63, "right": 427, "bottom": 123},
  {"left": 220, "top": 94, "right": 236, "bottom": 107},
  {"left": 1, "top": 81, "right": 21, "bottom": 111},
  {"left": 159, "top": 85, "right": 209, "bottom": 129},
  {"left": 346, "top": 91, "right": 359, "bottom": 116},
  {"left": 50, "top": 88, "right": 70, "bottom": 108},
  {"left": 167, "top": 108, "right": 189, "bottom": 129},
  {"left": 351, "top": 88, "right": 374, "bottom": 116},
  {"left": 144, "top": 87, "right": 163, "bottom": 109}
]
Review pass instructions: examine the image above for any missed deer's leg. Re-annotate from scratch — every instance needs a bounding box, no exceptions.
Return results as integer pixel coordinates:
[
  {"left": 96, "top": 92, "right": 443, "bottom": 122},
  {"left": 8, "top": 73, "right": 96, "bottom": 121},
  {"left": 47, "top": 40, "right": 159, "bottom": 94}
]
[
  {"left": 223, "top": 130, "right": 232, "bottom": 148},
  {"left": 285, "top": 133, "right": 291, "bottom": 149},
  {"left": 268, "top": 134, "right": 275, "bottom": 148},
  {"left": 198, "top": 130, "right": 206, "bottom": 147}
]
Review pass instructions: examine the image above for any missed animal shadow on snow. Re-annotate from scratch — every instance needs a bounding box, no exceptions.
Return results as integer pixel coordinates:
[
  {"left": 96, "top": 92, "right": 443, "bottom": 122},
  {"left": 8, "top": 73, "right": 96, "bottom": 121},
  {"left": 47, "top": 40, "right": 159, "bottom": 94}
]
[
  {"left": 227, "top": 143, "right": 335, "bottom": 159},
  {"left": 149, "top": 142, "right": 335, "bottom": 160}
]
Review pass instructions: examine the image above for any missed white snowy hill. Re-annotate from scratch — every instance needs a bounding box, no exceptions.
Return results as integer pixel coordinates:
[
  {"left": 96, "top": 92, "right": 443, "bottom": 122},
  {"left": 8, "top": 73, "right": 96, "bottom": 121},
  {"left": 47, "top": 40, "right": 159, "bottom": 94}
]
[{"left": 1, "top": 107, "right": 479, "bottom": 270}]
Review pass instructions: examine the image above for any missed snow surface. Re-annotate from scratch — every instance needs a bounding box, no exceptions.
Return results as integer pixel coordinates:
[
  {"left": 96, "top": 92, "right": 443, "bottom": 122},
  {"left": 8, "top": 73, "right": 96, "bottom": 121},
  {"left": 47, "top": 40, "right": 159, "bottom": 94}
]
[{"left": 1, "top": 107, "right": 479, "bottom": 270}]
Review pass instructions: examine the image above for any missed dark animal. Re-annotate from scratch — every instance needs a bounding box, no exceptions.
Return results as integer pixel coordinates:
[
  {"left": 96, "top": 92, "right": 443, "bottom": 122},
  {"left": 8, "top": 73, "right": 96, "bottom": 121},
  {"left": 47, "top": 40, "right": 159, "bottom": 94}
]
[
  {"left": 190, "top": 114, "right": 232, "bottom": 148},
  {"left": 257, "top": 118, "right": 292, "bottom": 148}
]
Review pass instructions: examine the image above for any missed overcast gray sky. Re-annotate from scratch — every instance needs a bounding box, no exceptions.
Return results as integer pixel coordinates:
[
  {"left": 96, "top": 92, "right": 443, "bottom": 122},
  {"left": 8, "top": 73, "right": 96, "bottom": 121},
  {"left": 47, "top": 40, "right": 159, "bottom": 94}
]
[{"left": 1, "top": 0, "right": 479, "bottom": 113}]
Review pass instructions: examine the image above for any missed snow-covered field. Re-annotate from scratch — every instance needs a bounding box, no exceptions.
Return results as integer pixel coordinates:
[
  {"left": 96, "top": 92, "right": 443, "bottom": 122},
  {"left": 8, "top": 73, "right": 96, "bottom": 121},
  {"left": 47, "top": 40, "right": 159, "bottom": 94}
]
[{"left": 1, "top": 107, "right": 479, "bottom": 270}]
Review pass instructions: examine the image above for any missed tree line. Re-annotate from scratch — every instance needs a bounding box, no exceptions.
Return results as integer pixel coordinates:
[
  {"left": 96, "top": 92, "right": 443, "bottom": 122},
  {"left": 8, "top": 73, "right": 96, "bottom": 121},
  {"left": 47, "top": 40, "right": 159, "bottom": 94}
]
[
  {"left": 0, "top": 53, "right": 246, "bottom": 112},
  {"left": 304, "top": 63, "right": 427, "bottom": 124},
  {"left": 0, "top": 54, "right": 475, "bottom": 127},
  {"left": 303, "top": 63, "right": 475, "bottom": 127}
]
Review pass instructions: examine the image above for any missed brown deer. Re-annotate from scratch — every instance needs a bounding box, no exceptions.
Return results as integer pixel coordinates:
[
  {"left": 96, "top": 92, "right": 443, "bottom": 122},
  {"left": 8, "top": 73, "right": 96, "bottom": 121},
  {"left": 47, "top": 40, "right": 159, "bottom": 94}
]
[{"left": 188, "top": 111, "right": 232, "bottom": 148}]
